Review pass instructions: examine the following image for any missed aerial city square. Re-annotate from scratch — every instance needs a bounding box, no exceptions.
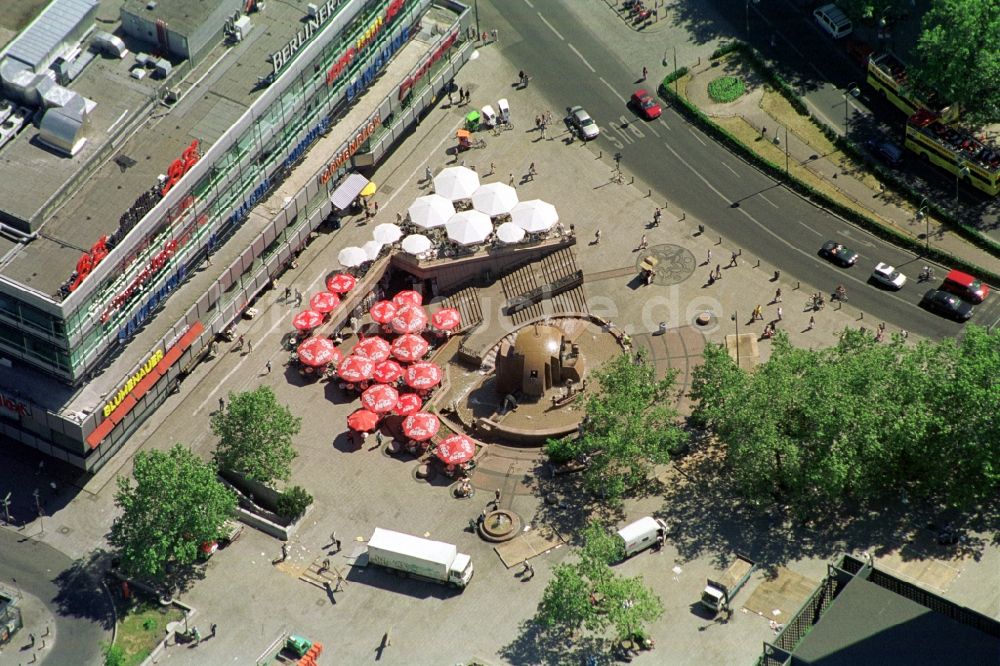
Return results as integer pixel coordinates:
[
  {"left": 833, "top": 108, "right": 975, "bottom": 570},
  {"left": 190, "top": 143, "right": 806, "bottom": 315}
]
[{"left": 0, "top": 0, "right": 998, "bottom": 664}]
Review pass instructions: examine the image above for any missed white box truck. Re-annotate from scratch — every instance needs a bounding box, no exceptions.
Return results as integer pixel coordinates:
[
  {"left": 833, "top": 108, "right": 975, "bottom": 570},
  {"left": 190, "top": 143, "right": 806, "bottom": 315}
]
[
  {"left": 615, "top": 516, "right": 668, "bottom": 558},
  {"left": 366, "top": 528, "right": 474, "bottom": 589}
]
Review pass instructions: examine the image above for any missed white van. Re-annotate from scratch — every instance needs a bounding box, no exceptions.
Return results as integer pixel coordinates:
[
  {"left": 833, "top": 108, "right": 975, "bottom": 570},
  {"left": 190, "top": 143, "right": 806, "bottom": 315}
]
[
  {"left": 615, "top": 516, "right": 668, "bottom": 558},
  {"left": 813, "top": 4, "right": 853, "bottom": 39}
]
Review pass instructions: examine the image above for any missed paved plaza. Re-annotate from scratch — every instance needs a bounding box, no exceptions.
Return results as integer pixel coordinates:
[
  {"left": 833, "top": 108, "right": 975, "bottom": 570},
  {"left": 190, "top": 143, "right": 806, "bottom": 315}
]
[{"left": 3, "top": 6, "right": 999, "bottom": 666}]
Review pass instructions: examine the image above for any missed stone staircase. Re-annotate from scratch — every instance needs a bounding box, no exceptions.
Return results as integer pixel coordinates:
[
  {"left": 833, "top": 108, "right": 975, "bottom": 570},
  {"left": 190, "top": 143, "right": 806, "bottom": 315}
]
[
  {"left": 500, "top": 263, "right": 539, "bottom": 304},
  {"left": 441, "top": 286, "right": 484, "bottom": 331}
]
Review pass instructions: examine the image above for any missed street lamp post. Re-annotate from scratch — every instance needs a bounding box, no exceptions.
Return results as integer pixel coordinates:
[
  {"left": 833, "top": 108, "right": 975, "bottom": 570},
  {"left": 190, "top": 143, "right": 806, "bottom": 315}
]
[
  {"left": 844, "top": 86, "right": 860, "bottom": 135},
  {"left": 915, "top": 198, "right": 930, "bottom": 254},
  {"left": 731, "top": 312, "right": 740, "bottom": 368},
  {"left": 955, "top": 162, "right": 970, "bottom": 203}
]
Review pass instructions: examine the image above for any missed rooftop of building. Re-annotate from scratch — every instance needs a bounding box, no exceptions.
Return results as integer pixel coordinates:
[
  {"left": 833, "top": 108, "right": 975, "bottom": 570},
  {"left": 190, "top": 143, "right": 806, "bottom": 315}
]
[
  {"left": 0, "top": 0, "right": 359, "bottom": 297},
  {"left": 790, "top": 567, "right": 1000, "bottom": 665},
  {"left": 120, "top": 0, "right": 229, "bottom": 36}
]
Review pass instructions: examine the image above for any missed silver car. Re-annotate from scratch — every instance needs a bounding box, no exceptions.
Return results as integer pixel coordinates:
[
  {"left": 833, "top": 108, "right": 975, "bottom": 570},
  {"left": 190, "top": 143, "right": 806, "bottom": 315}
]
[
  {"left": 568, "top": 106, "right": 599, "bottom": 140},
  {"left": 871, "top": 262, "right": 906, "bottom": 289}
]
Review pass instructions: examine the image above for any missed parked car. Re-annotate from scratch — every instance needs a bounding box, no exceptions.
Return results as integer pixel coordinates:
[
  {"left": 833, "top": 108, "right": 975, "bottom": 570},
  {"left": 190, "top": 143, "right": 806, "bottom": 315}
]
[
  {"left": 567, "top": 105, "right": 600, "bottom": 140},
  {"left": 866, "top": 138, "right": 904, "bottom": 167},
  {"left": 870, "top": 262, "right": 906, "bottom": 289},
  {"left": 940, "top": 269, "right": 989, "bottom": 303},
  {"left": 819, "top": 240, "right": 858, "bottom": 267},
  {"left": 630, "top": 89, "right": 661, "bottom": 120},
  {"left": 920, "top": 289, "right": 973, "bottom": 321},
  {"left": 813, "top": 3, "right": 853, "bottom": 39}
]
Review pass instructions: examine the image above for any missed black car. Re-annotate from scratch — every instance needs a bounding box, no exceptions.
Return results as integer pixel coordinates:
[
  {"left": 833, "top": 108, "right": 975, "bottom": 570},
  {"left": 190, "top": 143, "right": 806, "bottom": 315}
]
[
  {"left": 865, "top": 138, "right": 904, "bottom": 167},
  {"left": 819, "top": 241, "right": 859, "bottom": 267},
  {"left": 920, "top": 289, "right": 973, "bottom": 321}
]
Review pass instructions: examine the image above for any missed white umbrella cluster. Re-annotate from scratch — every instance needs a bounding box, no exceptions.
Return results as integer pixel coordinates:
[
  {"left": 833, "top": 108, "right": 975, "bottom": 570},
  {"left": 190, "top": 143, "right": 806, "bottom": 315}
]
[
  {"left": 433, "top": 166, "right": 480, "bottom": 201},
  {"left": 446, "top": 210, "right": 493, "bottom": 246},
  {"left": 471, "top": 182, "right": 518, "bottom": 217},
  {"left": 407, "top": 194, "right": 455, "bottom": 229},
  {"left": 401, "top": 233, "right": 432, "bottom": 255},
  {"left": 511, "top": 199, "right": 558, "bottom": 233}
]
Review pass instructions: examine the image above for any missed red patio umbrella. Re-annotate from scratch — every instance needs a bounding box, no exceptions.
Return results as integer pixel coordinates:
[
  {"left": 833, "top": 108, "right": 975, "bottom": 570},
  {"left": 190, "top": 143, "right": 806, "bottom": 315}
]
[
  {"left": 347, "top": 408, "right": 379, "bottom": 432},
  {"left": 326, "top": 273, "right": 357, "bottom": 294},
  {"left": 354, "top": 336, "right": 391, "bottom": 362},
  {"left": 403, "top": 412, "right": 439, "bottom": 441},
  {"left": 391, "top": 334, "right": 429, "bottom": 363},
  {"left": 337, "top": 355, "right": 374, "bottom": 383},
  {"left": 369, "top": 300, "right": 397, "bottom": 324},
  {"left": 393, "top": 393, "right": 423, "bottom": 416},
  {"left": 431, "top": 307, "right": 461, "bottom": 332},
  {"left": 372, "top": 359, "right": 404, "bottom": 384},
  {"left": 361, "top": 384, "right": 399, "bottom": 413},
  {"left": 390, "top": 303, "right": 428, "bottom": 334},
  {"left": 292, "top": 310, "right": 323, "bottom": 331},
  {"left": 310, "top": 291, "right": 340, "bottom": 313},
  {"left": 393, "top": 290, "right": 423, "bottom": 307},
  {"left": 435, "top": 433, "right": 476, "bottom": 465},
  {"left": 297, "top": 337, "right": 342, "bottom": 367},
  {"left": 405, "top": 361, "right": 442, "bottom": 390}
]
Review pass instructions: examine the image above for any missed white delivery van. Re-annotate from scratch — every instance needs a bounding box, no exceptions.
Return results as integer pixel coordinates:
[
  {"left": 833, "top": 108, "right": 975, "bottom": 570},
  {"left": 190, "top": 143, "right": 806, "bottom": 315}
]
[
  {"left": 366, "top": 528, "right": 474, "bottom": 589},
  {"left": 813, "top": 4, "right": 853, "bottom": 39},
  {"left": 615, "top": 516, "right": 668, "bottom": 558}
]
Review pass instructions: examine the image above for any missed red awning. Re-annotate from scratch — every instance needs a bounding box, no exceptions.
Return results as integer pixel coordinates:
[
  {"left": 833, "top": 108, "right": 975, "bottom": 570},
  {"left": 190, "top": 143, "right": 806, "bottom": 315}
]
[
  {"left": 86, "top": 418, "right": 115, "bottom": 449},
  {"left": 109, "top": 394, "right": 137, "bottom": 424}
]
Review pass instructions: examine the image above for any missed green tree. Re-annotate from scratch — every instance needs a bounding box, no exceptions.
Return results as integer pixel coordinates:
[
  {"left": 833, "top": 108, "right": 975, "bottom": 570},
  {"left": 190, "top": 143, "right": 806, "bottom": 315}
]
[
  {"left": 913, "top": 0, "right": 1000, "bottom": 124},
  {"left": 836, "top": 0, "right": 904, "bottom": 22},
  {"left": 535, "top": 522, "right": 663, "bottom": 641},
  {"left": 689, "top": 326, "right": 1000, "bottom": 514},
  {"left": 110, "top": 444, "right": 237, "bottom": 579},
  {"left": 211, "top": 386, "right": 301, "bottom": 485},
  {"left": 545, "top": 352, "right": 688, "bottom": 505}
]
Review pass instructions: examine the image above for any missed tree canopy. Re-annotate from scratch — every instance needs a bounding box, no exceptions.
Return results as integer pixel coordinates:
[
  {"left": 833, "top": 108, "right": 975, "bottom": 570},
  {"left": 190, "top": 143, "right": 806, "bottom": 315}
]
[
  {"left": 211, "top": 386, "right": 301, "bottom": 485},
  {"left": 545, "top": 351, "right": 688, "bottom": 505},
  {"left": 913, "top": 0, "right": 1000, "bottom": 124},
  {"left": 689, "top": 326, "right": 1000, "bottom": 515},
  {"left": 110, "top": 444, "right": 237, "bottom": 579},
  {"left": 535, "top": 521, "right": 664, "bottom": 641}
]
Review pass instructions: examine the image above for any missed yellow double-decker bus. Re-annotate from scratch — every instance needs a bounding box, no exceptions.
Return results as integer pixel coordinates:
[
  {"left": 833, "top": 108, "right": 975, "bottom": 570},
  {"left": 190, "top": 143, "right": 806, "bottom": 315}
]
[
  {"left": 905, "top": 110, "right": 1000, "bottom": 196},
  {"left": 867, "top": 53, "right": 958, "bottom": 123}
]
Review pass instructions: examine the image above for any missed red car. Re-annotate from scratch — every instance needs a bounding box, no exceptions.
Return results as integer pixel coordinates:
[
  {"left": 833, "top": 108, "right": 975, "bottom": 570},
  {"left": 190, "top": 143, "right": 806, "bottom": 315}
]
[{"left": 630, "top": 89, "right": 661, "bottom": 120}]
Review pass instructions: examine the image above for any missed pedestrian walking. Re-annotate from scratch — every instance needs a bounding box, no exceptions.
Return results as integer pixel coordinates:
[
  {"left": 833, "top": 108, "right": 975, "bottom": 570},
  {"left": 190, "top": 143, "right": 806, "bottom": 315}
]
[
  {"left": 425, "top": 166, "right": 433, "bottom": 182},
  {"left": 653, "top": 207, "right": 661, "bottom": 226},
  {"left": 321, "top": 558, "right": 330, "bottom": 573},
  {"left": 755, "top": 305, "right": 764, "bottom": 320},
  {"left": 638, "top": 234, "right": 648, "bottom": 250},
  {"left": 211, "top": 623, "right": 217, "bottom": 638},
  {"left": 376, "top": 431, "right": 384, "bottom": 446},
  {"left": 508, "top": 172, "right": 515, "bottom": 186},
  {"left": 522, "top": 561, "right": 534, "bottom": 580},
  {"left": 284, "top": 286, "right": 291, "bottom": 301},
  {"left": 458, "top": 86, "right": 464, "bottom": 103},
  {"left": 528, "top": 162, "right": 537, "bottom": 177},
  {"left": 465, "top": 89, "right": 470, "bottom": 103},
  {"left": 594, "top": 229, "right": 601, "bottom": 244},
  {"left": 642, "top": 65, "right": 648, "bottom": 80},
  {"left": 294, "top": 289, "right": 303, "bottom": 306},
  {"left": 774, "top": 288, "right": 782, "bottom": 303},
  {"left": 447, "top": 89, "right": 453, "bottom": 104},
  {"left": 373, "top": 201, "right": 379, "bottom": 215},
  {"left": 383, "top": 631, "right": 392, "bottom": 648},
  {"left": 333, "top": 572, "right": 343, "bottom": 592},
  {"left": 729, "top": 250, "right": 738, "bottom": 267},
  {"left": 492, "top": 28, "right": 498, "bottom": 43},
  {"left": 807, "top": 315, "right": 815, "bottom": 330},
  {"left": 714, "top": 264, "right": 722, "bottom": 280},
  {"left": 706, "top": 249, "right": 712, "bottom": 265},
  {"left": 494, "top": 488, "right": 502, "bottom": 507},
  {"left": 535, "top": 115, "right": 541, "bottom": 130},
  {"left": 237, "top": 334, "right": 245, "bottom": 351},
  {"left": 777, "top": 306, "right": 783, "bottom": 321},
  {"left": 265, "top": 360, "right": 272, "bottom": 374},
  {"left": 246, "top": 340, "right": 253, "bottom": 354},
  {"left": 488, "top": 161, "right": 495, "bottom": 175},
  {"left": 218, "top": 397, "right": 225, "bottom": 412}
]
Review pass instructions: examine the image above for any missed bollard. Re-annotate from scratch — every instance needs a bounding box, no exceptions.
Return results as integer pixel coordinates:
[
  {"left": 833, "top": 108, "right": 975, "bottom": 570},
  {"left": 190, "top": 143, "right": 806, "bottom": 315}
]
[
  {"left": 796, "top": 281, "right": 800, "bottom": 290},
  {"left": 755, "top": 259, "right": 760, "bottom": 268},
  {"left": 858, "top": 312, "right": 863, "bottom": 320},
  {"left": 773, "top": 270, "right": 780, "bottom": 281},
  {"left": 681, "top": 212, "right": 686, "bottom": 221},
  {"left": 630, "top": 176, "right": 635, "bottom": 184},
  {"left": 718, "top": 236, "right": 722, "bottom": 245},
  {"left": 648, "top": 188, "right": 651, "bottom": 197},
  {"left": 598, "top": 150, "right": 602, "bottom": 159}
]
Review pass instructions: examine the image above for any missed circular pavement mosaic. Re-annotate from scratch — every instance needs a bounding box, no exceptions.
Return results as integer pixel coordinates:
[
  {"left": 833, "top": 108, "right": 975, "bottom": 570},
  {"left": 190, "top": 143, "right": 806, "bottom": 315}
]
[{"left": 634, "top": 243, "right": 697, "bottom": 286}]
